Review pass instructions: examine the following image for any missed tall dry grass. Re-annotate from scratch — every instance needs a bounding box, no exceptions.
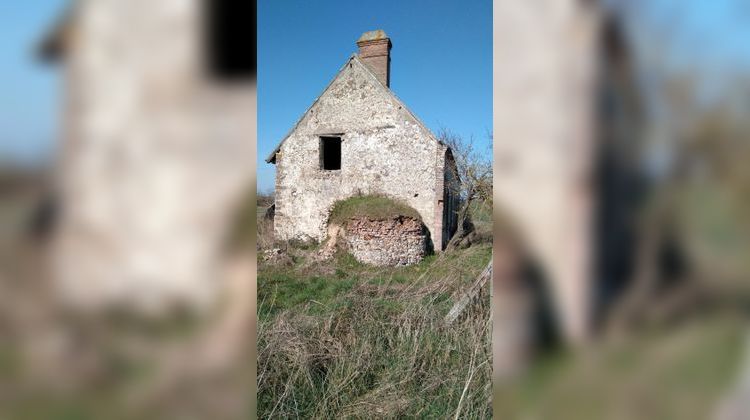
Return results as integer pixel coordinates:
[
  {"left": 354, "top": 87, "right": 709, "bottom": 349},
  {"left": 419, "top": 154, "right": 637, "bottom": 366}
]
[{"left": 257, "top": 243, "right": 492, "bottom": 418}]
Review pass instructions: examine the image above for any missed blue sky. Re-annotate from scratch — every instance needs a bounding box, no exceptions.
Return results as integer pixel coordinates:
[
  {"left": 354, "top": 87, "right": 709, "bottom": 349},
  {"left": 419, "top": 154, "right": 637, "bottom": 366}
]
[
  {"left": 617, "top": 0, "right": 750, "bottom": 108},
  {"left": 257, "top": 0, "right": 493, "bottom": 192},
  {"left": 2, "top": 1, "right": 750, "bottom": 182},
  {"left": 0, "top": 0, "right": 66, "bottom": 165}
]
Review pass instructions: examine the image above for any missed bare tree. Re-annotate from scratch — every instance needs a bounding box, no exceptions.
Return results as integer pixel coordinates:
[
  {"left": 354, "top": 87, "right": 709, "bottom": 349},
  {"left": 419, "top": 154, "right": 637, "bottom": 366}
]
[{"left": 437, "top": 128, "right": 493, "bottom": 250}]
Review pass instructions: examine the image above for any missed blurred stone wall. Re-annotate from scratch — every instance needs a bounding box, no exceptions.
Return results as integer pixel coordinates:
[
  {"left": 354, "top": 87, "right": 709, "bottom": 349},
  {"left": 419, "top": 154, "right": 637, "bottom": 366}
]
[
  {"left": 53, "top": 0, "right": 255, "bottom": 312},
  {"left": 494, "top": 0, "right": 601, "bottom": 344}
]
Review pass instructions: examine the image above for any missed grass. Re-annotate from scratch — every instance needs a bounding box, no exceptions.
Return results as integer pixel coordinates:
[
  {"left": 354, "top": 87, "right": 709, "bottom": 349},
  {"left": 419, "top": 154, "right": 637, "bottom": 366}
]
[
  {"left": 257, "top": 242, "right": 493, "bottom": 418},
  {"left": 328, "top": 195, "right": 422, "bottom": 225},
  {"left": 493, "top": 312, "right": 745, "bottom": 420},
  {"left": 257, "top": 196, "right": 746, "bottom": 419}
]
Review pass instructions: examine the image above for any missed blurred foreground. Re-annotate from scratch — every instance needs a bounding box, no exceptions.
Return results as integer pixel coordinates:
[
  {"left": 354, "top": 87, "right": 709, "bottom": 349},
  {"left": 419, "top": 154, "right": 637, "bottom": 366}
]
[
  {"left": 491, "top": 1, "right": 750, "bottom": 419},
  {"left": 0, "top": 167, "right": 257, "bottom": 418}
]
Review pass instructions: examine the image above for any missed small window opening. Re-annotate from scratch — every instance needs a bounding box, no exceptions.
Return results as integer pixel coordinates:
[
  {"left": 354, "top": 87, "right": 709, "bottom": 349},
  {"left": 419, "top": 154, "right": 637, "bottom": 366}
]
[
  {"left": 320, "top": 137, "right": 342, "bottom": 170},
  {"left": 204, "top": 0, "right": 256, "bottom": 80}
]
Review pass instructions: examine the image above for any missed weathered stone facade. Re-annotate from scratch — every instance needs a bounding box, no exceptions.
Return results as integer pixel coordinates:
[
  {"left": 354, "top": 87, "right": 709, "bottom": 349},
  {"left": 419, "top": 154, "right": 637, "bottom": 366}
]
[
  {"left": 43, "top": 0, "right": 255, "bottom": 310},
  {"left": 345, "top": 217, "right": 426, "bottom": 266},
  {"left": 267, "top": 31, "right": 459, "bottom": 252}
]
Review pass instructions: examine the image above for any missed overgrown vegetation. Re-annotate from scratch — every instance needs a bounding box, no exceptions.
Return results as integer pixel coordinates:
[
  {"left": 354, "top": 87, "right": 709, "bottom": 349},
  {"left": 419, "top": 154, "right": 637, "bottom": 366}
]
[
  {"left": 437, "top": 128, "right": 493, "bottom": 250},
  {"left": 257, "top": 231, "right": 492, "bottom": 417},
  {"left": 495, "top": 312, "right": 745, "bottom": 420},
  {"left": 328, "top": 194, "right": 422, "bottom": 225}
]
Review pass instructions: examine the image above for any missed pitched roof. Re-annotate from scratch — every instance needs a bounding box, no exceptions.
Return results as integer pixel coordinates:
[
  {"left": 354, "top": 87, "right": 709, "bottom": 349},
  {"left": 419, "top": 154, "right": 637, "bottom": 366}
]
[{"left": 266, "top": 54, "right": 442, "bottom": 163}]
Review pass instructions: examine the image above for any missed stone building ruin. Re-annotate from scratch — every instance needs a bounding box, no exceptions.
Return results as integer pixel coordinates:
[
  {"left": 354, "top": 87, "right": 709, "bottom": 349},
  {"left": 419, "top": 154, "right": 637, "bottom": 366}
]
[
  {"left": 39, "top": 0, "right": 256, "bottom": 311},
  {"left": 266, "top": 30, "right": 460, "bottom": 253}
]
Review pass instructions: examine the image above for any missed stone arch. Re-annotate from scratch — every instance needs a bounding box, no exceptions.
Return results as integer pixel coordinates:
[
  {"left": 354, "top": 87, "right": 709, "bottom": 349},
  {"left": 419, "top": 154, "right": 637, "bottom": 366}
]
[
  {"left": 326, "top": 195, "right": 429, "bottom": 266},
  {"left": 442, "top": 148, "right": 460, "bottom": 249}
]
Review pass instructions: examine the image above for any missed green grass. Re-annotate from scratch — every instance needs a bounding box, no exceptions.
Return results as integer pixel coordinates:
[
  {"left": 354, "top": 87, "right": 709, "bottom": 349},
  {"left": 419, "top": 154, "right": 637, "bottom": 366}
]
[
  {"left": 495, "top": 312, "right": 745, "bottom": 420},
  {"left": 259, "top": 243, "right": 491, "bottom": 316},
  {"left": 257, "top": 228, "right": 746, "bottom": 419},
  {"left": 328, "top": 195, "right": 422, "bottom": 225},
  {"left": 470, "top": 199, "right": 492, "bottom": 228},
  {"left": 257, "top": 243, "right": 493, "bottom": 418}
]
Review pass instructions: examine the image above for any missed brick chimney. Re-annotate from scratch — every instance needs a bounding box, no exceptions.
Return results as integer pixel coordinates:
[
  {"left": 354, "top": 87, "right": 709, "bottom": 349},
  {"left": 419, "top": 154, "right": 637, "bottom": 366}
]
[{"left": 356, "top": 30, "right": 391, "bottom": 87}]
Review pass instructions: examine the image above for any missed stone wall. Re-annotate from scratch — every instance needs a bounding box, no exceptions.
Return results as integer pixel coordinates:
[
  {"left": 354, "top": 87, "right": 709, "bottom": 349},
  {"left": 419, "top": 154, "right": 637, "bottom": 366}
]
[
  {"left": 54, "top": 0, "right": 255, "bottom": 311},
  {"left": 273, "top": 56, "right": 447, "bottom": 249},
  {"left": 494, "top": 0, "right": 600, "bottom": 343},
  {"left": 344, "top": 217, "right": 426, "bottom": 266}
]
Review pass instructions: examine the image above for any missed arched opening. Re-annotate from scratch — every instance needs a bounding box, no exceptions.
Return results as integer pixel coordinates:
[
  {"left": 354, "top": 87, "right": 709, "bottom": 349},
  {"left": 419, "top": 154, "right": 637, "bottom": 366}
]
[
  {"left": 442, "top": 149, "right": 460, "bottom": 249},
  {"left": 327, "top": 195, "right": 429, "bottom": 266}
]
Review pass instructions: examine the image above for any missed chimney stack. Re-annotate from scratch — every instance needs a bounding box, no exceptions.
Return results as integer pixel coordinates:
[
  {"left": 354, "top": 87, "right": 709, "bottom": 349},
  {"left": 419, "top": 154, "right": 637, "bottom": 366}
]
[{"left": 356, "top": 30, "right": 391, "bottom": 87}]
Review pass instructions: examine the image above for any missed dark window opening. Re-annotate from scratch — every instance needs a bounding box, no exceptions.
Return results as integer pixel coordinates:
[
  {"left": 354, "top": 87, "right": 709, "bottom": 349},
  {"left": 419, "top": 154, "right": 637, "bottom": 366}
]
[
  {"left": 204, "top": 0, "right": 256, "bottom": 80},
  {"left": 320, "top": 137, "right": 342, "bottom": 170}
]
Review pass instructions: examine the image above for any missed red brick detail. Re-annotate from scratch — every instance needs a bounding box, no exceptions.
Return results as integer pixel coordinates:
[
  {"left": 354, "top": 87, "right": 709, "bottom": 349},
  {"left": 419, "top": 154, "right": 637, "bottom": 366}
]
[
  {"left": 356, "top": 38, "right": 391, "bottom": 87},
  {"left": 434, "top": 145, "right": 446, "bottom": 251}
]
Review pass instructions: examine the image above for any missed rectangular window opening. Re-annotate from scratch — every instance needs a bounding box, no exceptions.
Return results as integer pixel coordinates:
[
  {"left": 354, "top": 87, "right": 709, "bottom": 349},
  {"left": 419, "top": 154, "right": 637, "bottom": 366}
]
[
  {"left": 204, "top": 0, "right": 257, "bottom": 80},
  {"left": 320, "top": 136, "right": 342, "bottom": 171}
]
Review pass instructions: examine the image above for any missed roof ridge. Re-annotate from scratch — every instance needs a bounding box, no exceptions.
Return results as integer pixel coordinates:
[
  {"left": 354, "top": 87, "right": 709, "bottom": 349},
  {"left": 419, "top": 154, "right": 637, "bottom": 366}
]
[
  {"left": 265, "top": 54, "right": 443, "bottom": 164},
  {"left": 265, "top": 55, "right": 356, "bottom": 163}
]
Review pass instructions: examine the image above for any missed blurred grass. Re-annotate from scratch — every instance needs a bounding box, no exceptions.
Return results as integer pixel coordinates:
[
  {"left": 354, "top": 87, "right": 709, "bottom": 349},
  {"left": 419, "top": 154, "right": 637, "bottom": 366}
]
[{"left": 495, "top": 312, "right": 745, "bottom": 420}]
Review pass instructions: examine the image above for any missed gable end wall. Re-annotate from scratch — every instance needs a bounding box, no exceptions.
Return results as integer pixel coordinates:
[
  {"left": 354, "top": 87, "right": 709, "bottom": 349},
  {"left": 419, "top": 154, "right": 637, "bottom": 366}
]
[{"left": 273, "top": 59, "right": 443, "bottom": 248}]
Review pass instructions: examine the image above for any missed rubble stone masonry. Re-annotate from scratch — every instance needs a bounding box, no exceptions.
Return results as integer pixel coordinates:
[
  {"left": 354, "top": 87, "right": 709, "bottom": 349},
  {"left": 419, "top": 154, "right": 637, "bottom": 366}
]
[{"left": 344, "top": 217, "right": 426, "bottom": 266}]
